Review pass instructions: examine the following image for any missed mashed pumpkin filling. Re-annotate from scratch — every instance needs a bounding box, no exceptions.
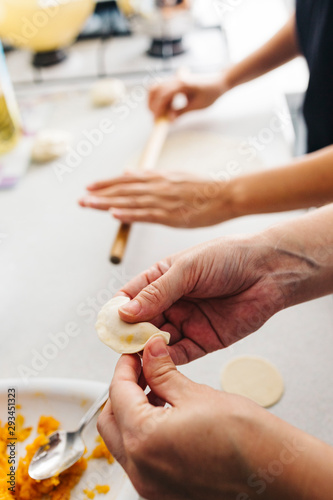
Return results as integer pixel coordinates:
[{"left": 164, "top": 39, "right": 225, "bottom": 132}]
[
  {"left": 0, "top": 415, "right": 113, "bottom": 499},
  {"left": 88, "top": 436, "right": 114, "bottom": 464}
]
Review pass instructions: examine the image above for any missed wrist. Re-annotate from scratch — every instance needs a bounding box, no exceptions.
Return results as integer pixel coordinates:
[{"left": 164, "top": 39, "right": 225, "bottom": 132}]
[
  {"left": 214, "top": 70, "right": 232, "bottom": 96},
  {"left": 235, "top": 405, "right": 300, "bottom": 500},
  {"left": 215, "top": 178, "right": 247, "bottom": 222},
  {"left": 225, "top": 175, "right": 267, "bottom": 219},
  {"left": 216, "top": 394, "right": 293, "bottom": 499},
  {"left": 222, "top": 65, "right": 239, "bottom": 93},
  {"left": 236, "top": 400, "right": 333, "bottom": 500},
  {"left": 209, "top": 394, "right": 266, "bottom": 498},
  {"left": 255, "top": 224, "right": 324, "bottom": 309}
]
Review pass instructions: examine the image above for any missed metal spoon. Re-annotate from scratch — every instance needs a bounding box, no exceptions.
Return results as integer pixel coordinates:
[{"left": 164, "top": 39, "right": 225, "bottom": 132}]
[{"left": 28, "top": 389, "right": 109, "bottom": 480}]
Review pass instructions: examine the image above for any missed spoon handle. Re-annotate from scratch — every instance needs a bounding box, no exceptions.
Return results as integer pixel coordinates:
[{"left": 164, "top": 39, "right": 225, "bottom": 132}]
[{"left": 78, "top": 389, "right": 109, "bottom": 433}]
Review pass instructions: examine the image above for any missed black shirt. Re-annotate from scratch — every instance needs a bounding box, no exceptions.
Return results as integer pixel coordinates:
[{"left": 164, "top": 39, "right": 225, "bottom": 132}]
[{"left": 296, "top": 0, "right": 333, "bottom": 152}]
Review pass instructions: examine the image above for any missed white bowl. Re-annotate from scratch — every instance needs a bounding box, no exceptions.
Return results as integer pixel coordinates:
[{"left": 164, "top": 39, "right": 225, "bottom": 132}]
[{"left": 0, "top": 377, "right": 138, "bottom": 500}]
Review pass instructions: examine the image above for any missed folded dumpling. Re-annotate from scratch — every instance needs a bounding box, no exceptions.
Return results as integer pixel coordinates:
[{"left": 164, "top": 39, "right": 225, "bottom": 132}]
[{"left": 96, "top": 296, "right": 170, "bottom": 354}]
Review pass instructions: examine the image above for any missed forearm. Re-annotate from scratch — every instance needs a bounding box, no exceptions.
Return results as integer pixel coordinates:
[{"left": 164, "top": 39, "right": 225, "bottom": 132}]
[
  {"left": 259, "top": 204, "right": 333, "bottom": 307},
  {"left": 229, "top": 146, "right": 333, "bottom": 217},
  {"left": 223, "top": 14, "right": 300, "bottom": 91},
  {"left": 239, "top": 406, "right": 333, "bottom": 500}
]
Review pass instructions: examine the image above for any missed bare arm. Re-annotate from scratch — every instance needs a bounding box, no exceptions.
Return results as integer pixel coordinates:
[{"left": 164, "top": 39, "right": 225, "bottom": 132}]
[
  {"left": 229, "top": 146, "right": 333, "bottom": 218},
  {"left": 80, "top": 146, "right": 333, "bottom": 228},
  {"left": 79, "top": 15, "right": 311, "bottom": 226},
  {"left": 147, "top": 14, "right": 300, "bottom": 120}
]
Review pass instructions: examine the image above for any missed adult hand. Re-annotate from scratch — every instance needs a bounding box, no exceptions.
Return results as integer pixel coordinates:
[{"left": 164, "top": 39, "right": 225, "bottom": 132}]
[
  {"left": 97, "top": 336, "right": 262, "bottom": 500},
  {"left": 79, "top": 171, "right": 235, "bottom": 228},
  {"left": 114, "top": 232, "right": 314, "bottom": 365},
  {"left": 113, "top": 205, "right": 333, "bottom": 365},
  {"left": 149, "top": 73, "right": 228, "bottom": 121},
  {"left": 98, "top": 336, "right": 330, "bottom": 500}
]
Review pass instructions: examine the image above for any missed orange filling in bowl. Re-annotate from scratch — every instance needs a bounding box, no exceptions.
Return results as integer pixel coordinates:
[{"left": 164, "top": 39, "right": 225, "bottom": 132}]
[{"left": 0, "top": 415, "right": 113, "bottom": 499}]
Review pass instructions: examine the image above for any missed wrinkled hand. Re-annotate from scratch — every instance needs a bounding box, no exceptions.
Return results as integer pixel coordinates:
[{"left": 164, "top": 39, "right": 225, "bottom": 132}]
[
  {"left": 114, "top": 235, "right": 300, "bottom": 365},
  {"left": 98, "top": 336, "right": 320, "bottom": 500},
  {"left": 149, "top": 73, "right": 227, "bottom": 121},
  {"left": 79, "top": 171, "right": 234, "bottom": 228},
  {"left": 97, "top": 336, "right": 262, "bottom": 500}
]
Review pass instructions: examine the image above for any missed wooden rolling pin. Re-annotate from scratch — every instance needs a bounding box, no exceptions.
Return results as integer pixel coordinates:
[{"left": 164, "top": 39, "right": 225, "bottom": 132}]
[{"left": 110, "top": 117, "right": 170, "bottom": 264}]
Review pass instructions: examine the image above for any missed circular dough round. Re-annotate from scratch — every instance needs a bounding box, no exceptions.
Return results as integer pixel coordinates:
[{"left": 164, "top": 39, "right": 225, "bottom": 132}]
[
  {"left": 91, "top": 78, "right": 126, "bottom": 107},
  {"left": 31, "top": 129, "right": 71, "bottom": 163},
  {"left": 221, "top": 356, "right": 284, "bottom": 408}
]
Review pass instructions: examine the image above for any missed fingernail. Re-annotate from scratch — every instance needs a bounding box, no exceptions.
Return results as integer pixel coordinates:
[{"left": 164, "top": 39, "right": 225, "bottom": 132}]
[
  {"left": 120, "top": 299, "right": 141, "bottom": 316},
  {"left": 85, "top": 196, "right": 98, "bottom": 204},
  {"left": 149, "top": 337, "right": 168, "bottom": 358},
  {"left": 111, "top": 208, "right": 122, "bottom": 216}
]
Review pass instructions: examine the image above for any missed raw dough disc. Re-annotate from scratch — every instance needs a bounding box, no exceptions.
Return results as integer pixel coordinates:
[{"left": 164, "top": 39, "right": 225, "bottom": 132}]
[
  {"left": 126, "top": 130, "right": 264, "bottom": 177},
  {"left": 96, "top": 296, "right": 170, "bottom": 354},
  {"left": 31, "top": 129, "right": 71, "bottom": 163},
  {"left": 91, "top": 78, "right": 126, "bottom": 107},
  {"left": 221, "top": 356, "right": 284, "bottom": 408}
]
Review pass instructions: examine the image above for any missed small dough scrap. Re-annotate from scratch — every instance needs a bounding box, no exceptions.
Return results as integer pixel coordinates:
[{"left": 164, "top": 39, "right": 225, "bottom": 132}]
[
  {"left": 221, "top": 356, "right": 284, "bottom": 408},
  {"left": 96, "top": 296, "right": 170, "bottom": 354},
  {"left": 31, "top": 129, "right": 71, "bottom": 163},
  {"left": 91, "top": 79, "right": 126, "bottom": 107}
]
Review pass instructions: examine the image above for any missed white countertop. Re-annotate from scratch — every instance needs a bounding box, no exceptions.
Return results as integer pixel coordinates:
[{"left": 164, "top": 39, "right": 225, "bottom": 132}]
[{"left": 1, "top": 74, "right": 333, "bottom": 449}]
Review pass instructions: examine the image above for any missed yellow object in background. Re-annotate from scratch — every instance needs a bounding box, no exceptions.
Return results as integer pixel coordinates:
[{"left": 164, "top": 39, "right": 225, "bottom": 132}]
[
  {"left": 0, "top": 42, "right": 21, "bottom": 155},
  {"left": 0, "top": 0, "right": 94, "bottom": 53}
]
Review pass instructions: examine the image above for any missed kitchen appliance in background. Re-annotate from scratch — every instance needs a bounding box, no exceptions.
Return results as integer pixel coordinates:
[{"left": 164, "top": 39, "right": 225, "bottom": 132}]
[
  {"left": 78, "top": 0, "right": 131, "bottom": 39},
  {"left": 5, "top": 0, "right": 227, "bottom": 88},
  {"left": 0, "top": 0, "right": 95, "bottom": 67},
  {"left": 118, "top": 0, "right": 193, "bottom": 58}
]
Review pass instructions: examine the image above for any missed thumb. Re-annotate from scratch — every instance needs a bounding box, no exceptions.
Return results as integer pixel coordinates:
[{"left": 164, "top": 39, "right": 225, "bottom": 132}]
[
  {"left": 143, "top": 336, "right": 192, "bottom": 406},
  {"left": 118, "top": 264, "right": 185, "bottom": 322}
]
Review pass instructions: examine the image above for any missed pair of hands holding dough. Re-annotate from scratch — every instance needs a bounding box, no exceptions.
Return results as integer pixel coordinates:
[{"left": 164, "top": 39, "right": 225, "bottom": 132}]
[{"left": 96, "top": 214, "right": 333, "bottom": 500}]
